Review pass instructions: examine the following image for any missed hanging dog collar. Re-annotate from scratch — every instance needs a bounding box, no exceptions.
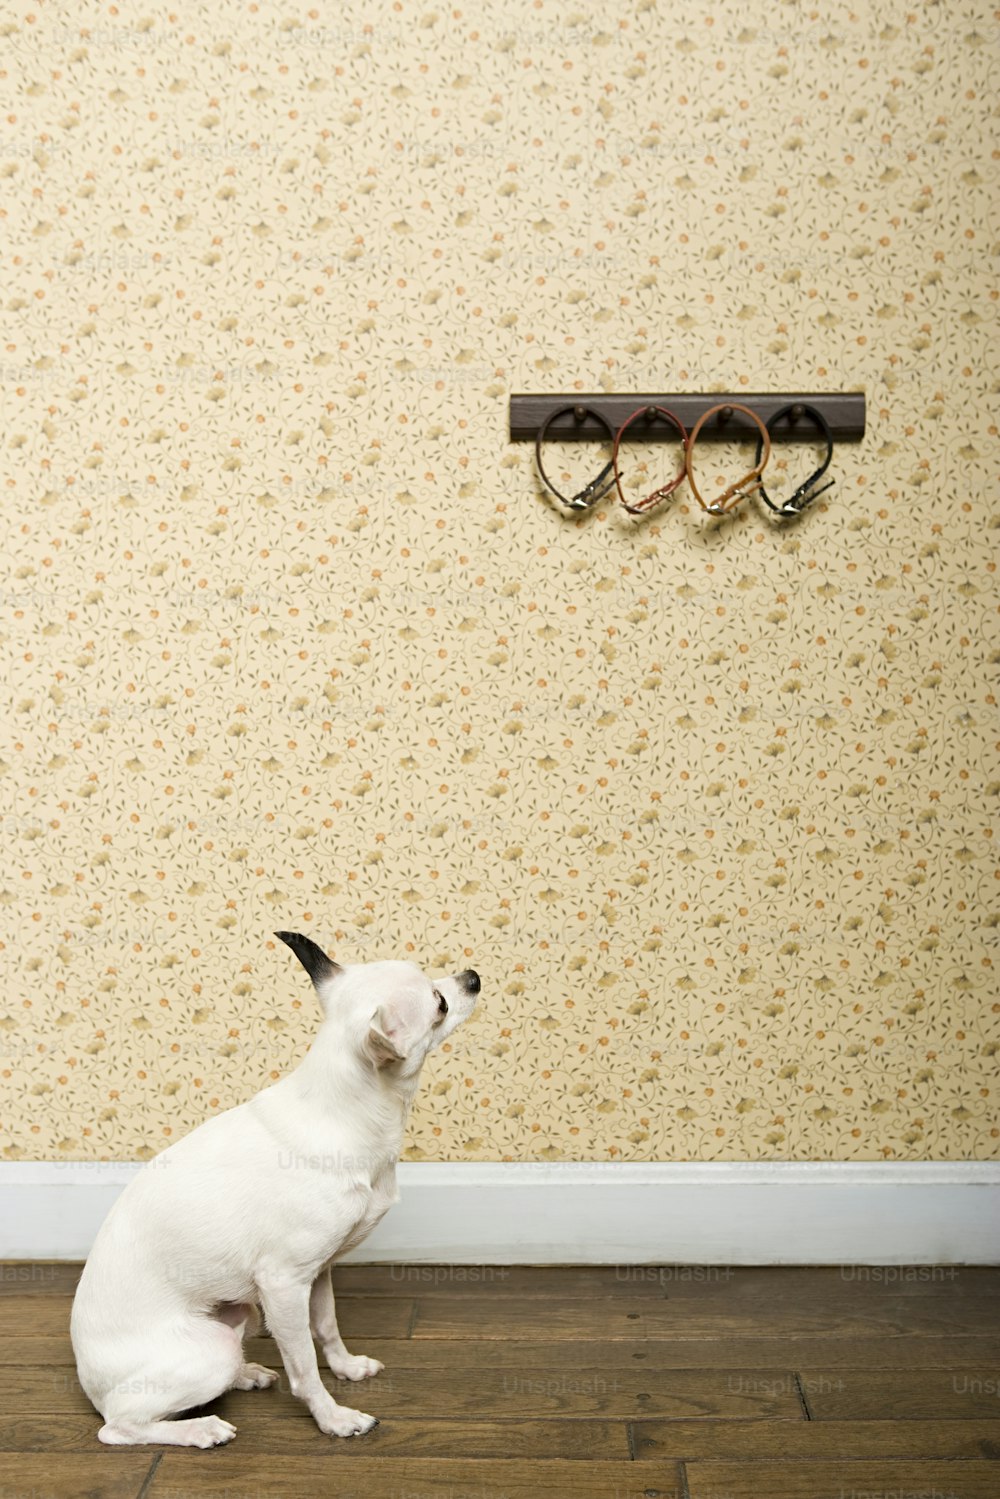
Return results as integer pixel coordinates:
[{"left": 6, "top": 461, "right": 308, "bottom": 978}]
[
  {"left": 686, "top": 403, "right": 771, "bottom": 516},
  {"left": 611, "top": 405, "right": 689, "bottom": 515},
  {"left": 753, "top": 402, "right": 835, "bottom": 517},
  {"left": 534, "top": 404, "right": 618, "bottom": 513}
]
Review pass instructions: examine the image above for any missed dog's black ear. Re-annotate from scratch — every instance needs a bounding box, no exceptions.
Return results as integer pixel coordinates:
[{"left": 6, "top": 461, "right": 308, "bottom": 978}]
[{"left": 274, "top": 931, "right": 343, "bottom": 993}]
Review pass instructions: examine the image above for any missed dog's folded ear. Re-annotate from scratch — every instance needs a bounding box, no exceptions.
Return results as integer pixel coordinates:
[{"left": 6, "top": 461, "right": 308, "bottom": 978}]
[
  {"left": 366, "top": 1007, "right": 408, "bottom": 1068},
  {"left": 274, "top": 932, "right": 343, "bottom": 1001}
]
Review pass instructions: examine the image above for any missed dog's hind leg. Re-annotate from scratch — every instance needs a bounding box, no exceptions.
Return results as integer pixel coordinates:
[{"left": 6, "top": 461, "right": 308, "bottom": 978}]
[
  {"left": 232, "top": 1361, "right": 279, "bottom": 1390},
  {"left": 215, "top": 1301, "right": 279, "bottom": 1390},
  {"left": 99, "top": 1414, "right": 236, "bottom": 1447},
  {"left": 94, "top": 1314, "right": 244, "bottom": 1447},
  {"left": 310, "top": 1265, "right": 384, "bottom": 1381}
]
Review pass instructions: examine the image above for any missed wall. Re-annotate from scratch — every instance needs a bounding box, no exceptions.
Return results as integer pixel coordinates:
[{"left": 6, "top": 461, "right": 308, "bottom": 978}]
[{"left": 0, "top": 0, "right": 996, "bottom": 1163}]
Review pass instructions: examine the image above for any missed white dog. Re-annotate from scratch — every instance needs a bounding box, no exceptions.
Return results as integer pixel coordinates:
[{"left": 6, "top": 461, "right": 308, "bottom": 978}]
[{"left": 70, "top": 932, "right": 480, "bottom": 1448}]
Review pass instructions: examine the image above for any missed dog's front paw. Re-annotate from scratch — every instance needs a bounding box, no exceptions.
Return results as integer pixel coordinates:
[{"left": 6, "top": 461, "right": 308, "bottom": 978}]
[
  {"left": 318, "top": 1403, "right": 379, "bottom": 1438},
  {"left": 326, "top": 1352, "right": 384, "bottom": 1382}
]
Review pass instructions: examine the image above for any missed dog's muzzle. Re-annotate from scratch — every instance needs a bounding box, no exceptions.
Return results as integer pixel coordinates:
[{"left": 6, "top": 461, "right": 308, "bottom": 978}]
[{"left": 458, "top": 969, "right": 481, "bottom": 994}]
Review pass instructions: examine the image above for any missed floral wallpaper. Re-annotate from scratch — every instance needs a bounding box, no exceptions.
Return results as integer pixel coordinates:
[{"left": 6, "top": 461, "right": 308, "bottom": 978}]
[{"left": 0, "top": 0, "right": 996, "bottom": 1163}]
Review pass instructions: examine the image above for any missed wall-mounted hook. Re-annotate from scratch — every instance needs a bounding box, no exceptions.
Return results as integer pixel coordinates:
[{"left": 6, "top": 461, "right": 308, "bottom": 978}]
[{"left": 511, "top": 392, "right": 865, "bottom": 443}]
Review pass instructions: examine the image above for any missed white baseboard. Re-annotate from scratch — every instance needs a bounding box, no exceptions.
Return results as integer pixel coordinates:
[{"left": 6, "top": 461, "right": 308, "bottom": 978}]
[{"left": 1, "top": 1161, "right": 997, "bottom": 1265}]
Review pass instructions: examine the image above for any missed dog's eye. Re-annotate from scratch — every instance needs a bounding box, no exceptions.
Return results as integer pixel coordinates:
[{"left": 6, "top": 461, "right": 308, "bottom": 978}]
[{"left": 435, "top": 990, "right": 448, "bottom": 1017}]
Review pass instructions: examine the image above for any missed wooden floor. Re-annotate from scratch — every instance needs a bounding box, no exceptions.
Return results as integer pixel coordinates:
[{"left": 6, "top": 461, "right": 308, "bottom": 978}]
[{"left": 2, "top": 1262, "right": 999, "bottom": 1497}]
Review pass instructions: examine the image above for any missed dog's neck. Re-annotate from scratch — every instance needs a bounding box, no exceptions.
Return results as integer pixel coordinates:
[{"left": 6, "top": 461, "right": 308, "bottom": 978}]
[
  {"left": 260, "top": 1025, "right": 422, "bottom": 1171},
  {"left": 300, "top": 1025, "right": 424, "bottom": 1098}
]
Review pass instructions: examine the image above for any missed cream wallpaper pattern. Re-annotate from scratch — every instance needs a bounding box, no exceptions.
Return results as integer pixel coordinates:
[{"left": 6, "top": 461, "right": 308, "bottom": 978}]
[{"left": 0, "top": 0, "right": 997, "bottom": 1163}]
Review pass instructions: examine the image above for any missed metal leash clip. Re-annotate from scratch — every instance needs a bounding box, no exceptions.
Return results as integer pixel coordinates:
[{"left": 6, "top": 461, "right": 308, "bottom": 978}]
[
  {"left": 707, "top": 469, "right": 767, "bottom": 516},
  {"left": 780, "top": 471, "right": 836, "bottom": 516},
  {"left": 567, "top": 461, "right": 618, "bottom": 511}
]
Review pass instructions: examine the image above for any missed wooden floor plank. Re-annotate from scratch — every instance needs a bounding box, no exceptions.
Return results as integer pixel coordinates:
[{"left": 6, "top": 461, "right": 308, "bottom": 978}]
[
  {"left": 223, "top": 1413, "right": 632, "bottom": 1458},
  {"left": 410, "top": 1293, "right": 1000, "bottom": 1340},
  {"left": 147, "top": 1455, "right": 679, "bottom": 1498},
  {"left": 10, "top": 1361, "right": 805, "bottom": 1420},
  {"left": 7, "top": 1332, "right": 997, "bottom": 1370},
  {"left": 11, "top": 1366, "right": 98, "bottom": 1416},
  {"left": 686, "top": 1460, "right": 1000, "bottom": 1499},
  {"left": 8, "top": 1412, "right": 1000, "bottom": 1463},
  {"left": 214, "top": 1367, "right": 804, "bottom": 1422},
  {"left": 634, "top": 1417, "right": 1000, "bottom": 1460},
  {"left": 0, "top": 1413, "right": 631, "bottom": 1458},
  {"left": 0, "top": 1294, "right": 414, "bottom": 1339},
  {"left": 0, "top": 1452, "right": 156, "bottom": 1499},
  {"left": 801, "top": 1366, "right": 1000, "bottom": 1420}
]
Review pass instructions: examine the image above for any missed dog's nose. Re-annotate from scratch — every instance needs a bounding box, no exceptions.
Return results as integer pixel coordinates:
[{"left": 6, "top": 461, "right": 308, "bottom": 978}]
[{"left": 459, "top": 969, "right": 480, "bottom": 994}]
